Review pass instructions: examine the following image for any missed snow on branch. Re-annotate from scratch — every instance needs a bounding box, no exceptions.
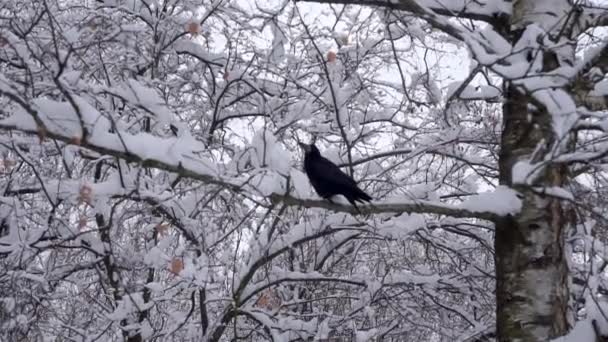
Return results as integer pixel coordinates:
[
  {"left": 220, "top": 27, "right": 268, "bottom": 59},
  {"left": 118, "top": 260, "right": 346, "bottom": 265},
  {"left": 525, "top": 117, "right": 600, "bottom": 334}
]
[
  {"left": 0, "top": 106, "right": 518, "bottom": 221},
  {"left": 296, "top": 0, "right": 511, "bottom": 23},
  {"left": 174, "top": 40, "right": 225, "bottom": 67},
  {"left": 0, "top": 90, "right": 239, "bottom": 188},
  {"left": 272, "top": 186, "right": 521, "bottom": 221},
  {"left": 0, "top": 91, "right": 520, "bottom": 222},
  {"left": 299, "top": 0, "right": 468, "bottom": 41},
  {"left": 0, "top": 125, "right": 518, "bottom": 223}
]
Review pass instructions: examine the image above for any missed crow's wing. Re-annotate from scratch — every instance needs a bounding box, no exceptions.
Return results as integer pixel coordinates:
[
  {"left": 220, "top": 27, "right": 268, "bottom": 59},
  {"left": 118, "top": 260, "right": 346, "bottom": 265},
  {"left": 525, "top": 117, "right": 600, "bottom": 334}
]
[
  {"left": 305, "top": 155, "right": 372, "bottom": 203},
  {"left": 308, "top": 156, "right": 358, "bottom": 187}
]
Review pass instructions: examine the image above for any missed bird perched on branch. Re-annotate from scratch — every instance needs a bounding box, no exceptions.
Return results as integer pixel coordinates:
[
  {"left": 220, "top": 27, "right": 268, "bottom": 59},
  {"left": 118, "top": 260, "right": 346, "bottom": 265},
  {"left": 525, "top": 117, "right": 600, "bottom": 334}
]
[{"left": 299, "top": 143, "right": 372, "bottom": 213}]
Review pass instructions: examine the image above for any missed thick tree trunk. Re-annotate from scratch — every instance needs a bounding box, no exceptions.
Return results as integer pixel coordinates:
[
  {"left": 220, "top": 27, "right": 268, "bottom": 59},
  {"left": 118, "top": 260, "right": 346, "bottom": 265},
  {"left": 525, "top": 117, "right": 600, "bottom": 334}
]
[
  {"left": 496, "top": 85, "right": 570, "bottom": 341},
  {"left": 495, "top": 1, "right": 573, "bottom": 340}
]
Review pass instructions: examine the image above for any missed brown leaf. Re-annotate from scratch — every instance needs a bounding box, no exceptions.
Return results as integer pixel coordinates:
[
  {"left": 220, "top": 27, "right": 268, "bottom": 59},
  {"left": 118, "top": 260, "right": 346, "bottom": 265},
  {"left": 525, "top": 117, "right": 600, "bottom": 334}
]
[
  {"left": 169, "top": 258, "right": 184, "bottom": 275},
  {"left": 70, "top": 136, "right": 82, "bottom": 145},
  {"left": 155, "top": 223, "right": 169, "bottom": 236},
  {"left": 186, "top": 22, "right": 200, "bottom": 35},
  {"left": 78, "top": 216, "right": 87, "bottom": 230},
  {"left": 0, "top": 159, "right": 15, "bottom": 171},
  {"left": 79, "top": 185, "right": 93, "bottom": 204},
  {"left": 327, "top": 51, "right": 337, "bottom": 63},
  {"left": 255, "top": 289, "right": 281, "bottom": 310},
  {"left": 37, "top": 126, "right": 47, "bottom": 143}
]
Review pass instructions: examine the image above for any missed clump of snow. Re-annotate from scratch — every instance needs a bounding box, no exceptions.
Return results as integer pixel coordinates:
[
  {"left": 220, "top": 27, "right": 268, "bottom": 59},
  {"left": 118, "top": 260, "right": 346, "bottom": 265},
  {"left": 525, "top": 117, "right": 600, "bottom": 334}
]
[
  {"left": 140, "top": 321, "right": 154, "bottom": 339},
  {"left": 512, "top": 160, "right": 544, "bottom": 185},
  {"left": 406, "top": 182, "right": 438, "bottom": 200},
  {"left": 446, "top": 82, "right": 501, "bottom": 100},
  {"left": 460, "top": 186, "right": 522, "bottom": 216},
  {"left": 590, "top": 79, "right": 608, "bottom": 96},
  {"left": 114, "top": 80, "right": 173, "bottom": 125},
  {"left": 409, "top": 72, "right": 441, "bottom": 104},
  {"left": 106, "top": 293, "right": 154, "bottom": 322},
  {"left": 551, "top": 320, "right": 595, "bottom": 342},
  {"left": 249, "top": 171, "right": 287, "bottom": 197},
  {"left": 384, "top": 271, "right": 440, "bottom": 286},
  {"left": 144, "top": 282, "right": 164, "bottom": 294},
  {"left": 315, "top": 319, "right": 330, "bottom": 340},
  {"left": 250, "top": 130, "right": 291, "bottom": 176},
  {"left": 143, "top": 246, "right": 170, "bottom": 269},
  {"left": 380, "top": 213, "right": 426, "bottom": 240},
  {"left": 290, "top": 169, "right": 312, "bottom": 198},
  {"left": 533, "top": 88, "right": 577, "bottom": 138},
  {"left": 173, "top": 40, "right": 225, "bottom": 65},
  {"left": 534, "top": 186, "right": 574, "bottom": 201},
  {"left": 269, "top": 20, "right": 286, "bottom": 63},
  {"left": 356, "top": 329, "right": 378, "bottom": 342},
  {"left": 322, "top": 146, "right": 342, "bottom": 165}
]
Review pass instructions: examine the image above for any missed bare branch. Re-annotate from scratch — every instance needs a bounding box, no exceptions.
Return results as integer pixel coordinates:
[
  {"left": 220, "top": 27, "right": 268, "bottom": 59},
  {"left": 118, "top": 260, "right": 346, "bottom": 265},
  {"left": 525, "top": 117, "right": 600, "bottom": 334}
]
[{"left": 581, "top": 4, "right": 608, "bottom": 29}]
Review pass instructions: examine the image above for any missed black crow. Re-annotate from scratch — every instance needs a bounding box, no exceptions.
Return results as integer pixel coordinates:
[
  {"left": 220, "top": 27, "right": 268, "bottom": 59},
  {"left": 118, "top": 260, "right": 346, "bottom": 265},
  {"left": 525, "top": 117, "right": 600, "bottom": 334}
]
[{"left": 299, "top": 143, "right": 372, "bottom": 212}]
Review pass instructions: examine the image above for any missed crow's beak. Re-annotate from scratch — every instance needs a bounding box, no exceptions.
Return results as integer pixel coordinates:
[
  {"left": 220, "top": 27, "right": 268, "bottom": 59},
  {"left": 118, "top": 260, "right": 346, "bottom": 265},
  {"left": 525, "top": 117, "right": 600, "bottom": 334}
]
[{"left": 298, "top": 142, "right": 311, "bottom": 153}]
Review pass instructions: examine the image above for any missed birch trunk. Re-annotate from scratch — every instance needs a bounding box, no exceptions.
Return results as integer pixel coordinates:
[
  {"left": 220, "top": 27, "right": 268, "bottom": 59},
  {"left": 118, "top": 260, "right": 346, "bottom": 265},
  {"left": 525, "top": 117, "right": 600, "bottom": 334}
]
[
  {"left": 496, "top": 87, "right": 571, "bottom": 341},
  {"left": 495, "top": 0, "right": 574, "bottom": 340}
]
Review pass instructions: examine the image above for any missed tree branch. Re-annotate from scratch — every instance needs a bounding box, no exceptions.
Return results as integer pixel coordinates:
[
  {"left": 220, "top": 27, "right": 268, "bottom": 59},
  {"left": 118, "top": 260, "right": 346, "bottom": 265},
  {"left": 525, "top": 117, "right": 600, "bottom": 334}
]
[
  {"left": 271, "top": 193, "right": 504, "bottom": 221},
  {"left": 571, "top": 39, "right": 608, "bottom": 111},
  {"left": 581, "top": 5, "right": 608, "bottom": 29},
  {"left": 0, "top": 119, "right": 510, "bottom": 222},
  {"left": 296, "top": 0, "right": 509, "bottom": 24}
]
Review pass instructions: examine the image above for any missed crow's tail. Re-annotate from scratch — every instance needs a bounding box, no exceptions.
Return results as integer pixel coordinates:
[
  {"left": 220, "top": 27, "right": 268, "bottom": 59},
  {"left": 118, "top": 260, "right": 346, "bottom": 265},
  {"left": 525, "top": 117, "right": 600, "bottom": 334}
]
[{"left": 353, "top": 187, "right": 372, "bottom": 203}]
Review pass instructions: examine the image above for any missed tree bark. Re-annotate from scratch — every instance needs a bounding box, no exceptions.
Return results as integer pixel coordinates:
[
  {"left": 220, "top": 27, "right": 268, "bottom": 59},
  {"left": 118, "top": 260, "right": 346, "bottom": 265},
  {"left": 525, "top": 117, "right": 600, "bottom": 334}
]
[
  {"left": 495, "top": 1, "right": 573, "bottom": 340},
  {"left": 496, "top": 85, "right": 571, "bottom": 341}
]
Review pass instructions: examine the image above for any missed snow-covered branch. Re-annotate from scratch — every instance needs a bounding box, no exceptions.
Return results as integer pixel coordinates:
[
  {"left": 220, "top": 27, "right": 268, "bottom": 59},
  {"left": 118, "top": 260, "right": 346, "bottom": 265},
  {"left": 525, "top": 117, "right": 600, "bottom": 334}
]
[
  {"left": 271, "top": 186, "right": 520, "bottom": 221},
  {"left": 296, "top": 0, "right": 510, "bottom": 23}
]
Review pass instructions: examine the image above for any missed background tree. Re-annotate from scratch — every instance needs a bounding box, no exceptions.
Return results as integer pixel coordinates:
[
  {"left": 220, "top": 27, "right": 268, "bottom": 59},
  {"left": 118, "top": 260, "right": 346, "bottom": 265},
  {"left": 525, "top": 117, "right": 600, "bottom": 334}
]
[{"left": 0, "top": 0, "right": 607, "bottom": 341}]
